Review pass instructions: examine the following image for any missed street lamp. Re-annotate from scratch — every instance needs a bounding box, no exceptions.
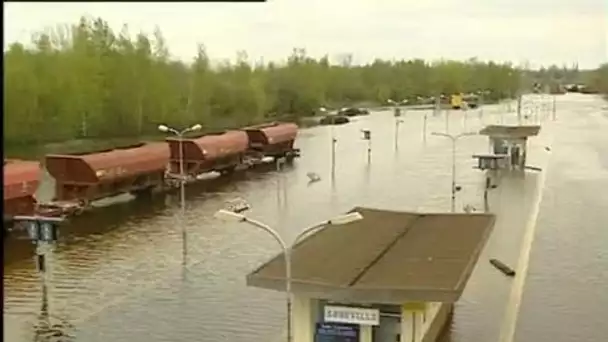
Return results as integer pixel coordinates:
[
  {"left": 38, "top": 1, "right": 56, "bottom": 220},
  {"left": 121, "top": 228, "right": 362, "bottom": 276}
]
[
  {"left": 361, "top": 129, "right": 372, "bottom": 163},
  {"left": 388, "top": 98, "right": 408, "bottom": 117},
  {"left": 422, "top": 113, "right": 428, "bottom": 143},
  {"left": 388, "top": 99, "right": 407, "bottom": 152},
  {"left": 10, "top": 215, "right": 65, "bottom": 336},
  {"left": 320, "top": 107, "right": 337, "bottom": 178},
  {"left": 551, "top": 95, "right": 557, "bottom": 121},
  {"left": 431, "top": 131, "right": 477, "bottom": 212},
  {"left": 214, "top": 209, "right": 363, "bottom": 342},
  {"left": 158, "top": 123, "right": 202, "bottom": 266},
  {"left": 477, "top": 90, "right": 489, "bottom": 120},
  {"left": 394, "top": 119, "right": 404, "bottom": 151},
  {"left": 432, "top": 95, "right": 442, "bottom": 117}
]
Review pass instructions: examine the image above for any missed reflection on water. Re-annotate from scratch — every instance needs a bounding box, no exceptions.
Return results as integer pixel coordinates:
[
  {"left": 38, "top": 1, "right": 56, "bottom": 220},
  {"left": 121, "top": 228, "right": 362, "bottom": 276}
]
[{"left": 3, "top": 95, "right": 604, "bottom": 342}]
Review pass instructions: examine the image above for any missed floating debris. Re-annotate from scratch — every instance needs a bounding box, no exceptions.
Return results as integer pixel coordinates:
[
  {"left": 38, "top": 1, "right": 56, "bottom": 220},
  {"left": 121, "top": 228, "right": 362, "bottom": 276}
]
[
  {"left": 490, "top": 258, "right": 516, "bottom": 277},
  {"left": 226, "top": 198, "right": 251, "bottom": 213},
  {"left": 463, "top": 204, "right": 477, "bottom": 213},
  {"left": 307, "top": 172, "right": 321, "bottom": 183},
  {"left": 525, "top": 165, "right": 543, "bottom": 172}
]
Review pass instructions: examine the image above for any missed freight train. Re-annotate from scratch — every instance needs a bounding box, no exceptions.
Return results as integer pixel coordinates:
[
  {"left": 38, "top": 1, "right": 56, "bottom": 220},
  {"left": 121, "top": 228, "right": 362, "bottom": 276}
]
[{"left": 3, "top": 122, "right": 300, "bottom": 222}]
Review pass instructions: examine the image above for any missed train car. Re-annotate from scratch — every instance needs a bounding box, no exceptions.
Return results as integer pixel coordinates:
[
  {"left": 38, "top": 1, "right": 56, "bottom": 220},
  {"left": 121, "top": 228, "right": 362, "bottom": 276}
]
[
  {"left": 3, "top": 159, "right": 42, "bottom": 218},
  {"left": 45, "top": 142, "right": 170, "bottom": 206},
  {"left": 166, "top": 130, "right": 249, "bottom": 177},
  {"left": 244, "top": 122, "right": 300, "bottom": 161}
]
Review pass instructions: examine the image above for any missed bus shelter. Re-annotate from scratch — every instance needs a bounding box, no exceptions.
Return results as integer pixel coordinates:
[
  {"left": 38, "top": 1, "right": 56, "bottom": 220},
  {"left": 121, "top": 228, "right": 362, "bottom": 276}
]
[
  {"left": 478, "top": 125, "right": 541, "bottom": 170},
  {"left": 246, "top": 207, "right": 496, "bottom": 342}
]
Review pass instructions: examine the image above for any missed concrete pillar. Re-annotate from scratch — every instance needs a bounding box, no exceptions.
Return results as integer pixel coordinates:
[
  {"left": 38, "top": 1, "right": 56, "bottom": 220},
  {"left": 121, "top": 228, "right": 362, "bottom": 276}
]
[
  {"left": 293, "top": 295, "right": 314, "bottom": 342},
  {"left": 400, "top": 303, "right": 426, "bottom": 342},
  {"left": 360, "top": 325, "right": 372, "bottom": 342}
]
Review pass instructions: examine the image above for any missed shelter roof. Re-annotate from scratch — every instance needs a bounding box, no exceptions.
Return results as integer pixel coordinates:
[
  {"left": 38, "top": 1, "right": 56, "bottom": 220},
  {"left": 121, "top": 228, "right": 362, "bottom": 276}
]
[
  {"left": 479, "top": 125, "right": 541, "bottom": 138},
  {"left": 246, "top": 207, "right": 496, "bottom": 304},
  {"left": 472, "top": 154, "right": 510, "bottom": 159}
]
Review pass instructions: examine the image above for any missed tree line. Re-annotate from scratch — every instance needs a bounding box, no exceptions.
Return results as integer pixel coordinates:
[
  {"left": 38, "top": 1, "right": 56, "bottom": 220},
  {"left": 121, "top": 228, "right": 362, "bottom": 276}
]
[
  {"left": 2, "top": 16, "right": 600, "bottom": 147},
  {"left": 590, "top": 64, "right": 608, "bottom": 95}
]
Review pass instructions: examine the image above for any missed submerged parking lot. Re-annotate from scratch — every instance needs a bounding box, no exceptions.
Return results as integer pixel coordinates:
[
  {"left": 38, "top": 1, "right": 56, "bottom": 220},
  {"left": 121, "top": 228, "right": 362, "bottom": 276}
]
[{"left": 3, "top": 94, "right": 607, "bottom": 342}]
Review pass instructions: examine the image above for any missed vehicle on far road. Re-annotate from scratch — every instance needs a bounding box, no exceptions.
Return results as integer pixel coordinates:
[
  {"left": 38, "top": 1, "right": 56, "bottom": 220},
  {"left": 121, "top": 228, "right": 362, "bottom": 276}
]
[
  {"left": 338, "top": 107, "right": 370, "bottom": 117},
  {"left": 320, "top": 115, "right": 350, "bottom": 125},
  {"left": 450, "top": 93, "right": 464, "bottom": 109},
  {"left": 464, "top": 94, "right": 480, "bottom": 109}
]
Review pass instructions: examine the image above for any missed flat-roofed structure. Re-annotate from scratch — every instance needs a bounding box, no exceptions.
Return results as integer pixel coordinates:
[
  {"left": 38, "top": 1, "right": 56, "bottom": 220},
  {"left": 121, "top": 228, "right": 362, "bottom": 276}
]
[
  {"left": 478, "top": 125, "right": 541, "bottom": 170},
  {"left": 479, "top": 125, "right": 541, "bottom": 139},
  {"left": 472, "top": 153, "right": 510, "bottom": 171},
  {"left": 246, "top": 207, "right": 496, "bottom": 342}
]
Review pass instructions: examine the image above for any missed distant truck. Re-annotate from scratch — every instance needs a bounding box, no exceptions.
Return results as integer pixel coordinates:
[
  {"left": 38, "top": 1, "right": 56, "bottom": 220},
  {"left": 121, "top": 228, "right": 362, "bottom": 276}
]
[{"left": 450, "top": 93, "right": 464, "bottom": 110}]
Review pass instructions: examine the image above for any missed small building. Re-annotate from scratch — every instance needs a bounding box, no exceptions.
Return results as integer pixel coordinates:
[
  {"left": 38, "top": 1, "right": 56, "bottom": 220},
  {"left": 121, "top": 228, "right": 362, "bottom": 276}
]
[
  {"left": 472, "top": 153, "right": 510, "bottom": 171},
  {"left": 478, "top": 125, "right": 541, "bottom": 170},
  {"left": 246, "top": 207, "right": 496, "bottom": 342}
]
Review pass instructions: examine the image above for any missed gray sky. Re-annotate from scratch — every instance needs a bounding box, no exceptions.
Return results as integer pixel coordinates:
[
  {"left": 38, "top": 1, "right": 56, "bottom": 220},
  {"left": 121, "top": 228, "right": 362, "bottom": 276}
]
[{"left": 4, "top": 1, "right": 608, "bottom": 68}]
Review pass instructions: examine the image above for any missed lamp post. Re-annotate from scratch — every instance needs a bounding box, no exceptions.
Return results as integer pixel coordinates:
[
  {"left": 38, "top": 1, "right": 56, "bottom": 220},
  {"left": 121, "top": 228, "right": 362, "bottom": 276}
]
[
  {"left": 158, "top": 123, "right": 202, "bottom": 266},
  {"left": 477, "top": 90, "right": 488, "bottom": 121},
  {"left": 394, "top": 119, "right": 404, "bottom": 151},
  {"left": 388, "top": 99, "right": 407, "bottom": 152},
  {"left": 423, "top": 113, "right": 428, "bottom": 143},
  {"left": 214, "top": 209, "right": 364, "bottom": 342},
  {"left": 11, "top": 215, "right": 65, "bottom": 336},
  {"left": 361, "top": 129, "right": 372, "bottom": 163},
  {"left": 552, "top": 95, "right": 557, "bottom": 121},
  {"left": 388, "top": 98, "right": 408, "bottom": 117},
  {"left": 516, "top": 93, "right": 523, "bottom": 124},
  {"left": 431, "top": 132, "right": 477, "bottom": 212},
  {"left": 433, "top": 95, "right": 442, "bottom": 117},
  {"left": 319, "top": 107, "right": 337, "bottom": 178}
]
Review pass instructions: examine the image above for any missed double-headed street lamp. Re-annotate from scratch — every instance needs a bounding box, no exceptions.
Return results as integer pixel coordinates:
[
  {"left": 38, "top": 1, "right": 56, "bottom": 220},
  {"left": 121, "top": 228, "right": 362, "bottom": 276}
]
[
  {"left": 158, "top": 123, "right": 202, "bottom": 266},
  {"left": 319, "top": 107, "right": 337, "bottom": 177},
  {"left": 431, "top": 131, "right": 477, "bottom": 212},
  {"left": 10, "top": 215, "right": 69, "bottom": 337},
  {"left": 214, "top": 209, "right": 364, "bottom": 342},
  {"left": 388, "top": 98, "right": 408, "bottom": 117},
  {"left": 388, "top": 99, "right": 408, "bottom": 151}
]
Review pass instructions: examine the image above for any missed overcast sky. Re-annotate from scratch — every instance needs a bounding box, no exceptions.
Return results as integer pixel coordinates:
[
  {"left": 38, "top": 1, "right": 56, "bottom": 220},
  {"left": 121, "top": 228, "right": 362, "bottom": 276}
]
[{"left": 4, "top": 1, "right": 608, "bottom": 69}]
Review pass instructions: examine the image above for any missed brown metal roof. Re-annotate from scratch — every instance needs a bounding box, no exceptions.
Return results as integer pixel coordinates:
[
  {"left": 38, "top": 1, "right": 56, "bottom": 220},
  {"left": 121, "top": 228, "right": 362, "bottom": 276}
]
[
  {"left": 478, "top": 125, "right": 541, "bottom": 138},
  {"left": 246, "top": 207, "right": 496, "bottom": 304}
]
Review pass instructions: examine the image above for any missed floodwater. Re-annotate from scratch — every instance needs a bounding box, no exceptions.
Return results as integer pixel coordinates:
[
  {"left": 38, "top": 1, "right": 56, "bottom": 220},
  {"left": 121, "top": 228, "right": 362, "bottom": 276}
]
[
  {"left": 512, "top": 95, "right": 608, "bottom": 342},
  {"left": 3, "top": 94, "right": 606, "bottom": 342}
]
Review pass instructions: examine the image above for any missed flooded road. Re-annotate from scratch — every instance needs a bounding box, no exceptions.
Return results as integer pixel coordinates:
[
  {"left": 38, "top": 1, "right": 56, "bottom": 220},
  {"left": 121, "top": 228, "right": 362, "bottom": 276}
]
[
  {"left": 3, "top": 94, "right": 604, "bottom": 342},
  {"left": 512, "top": 95, "right": 608, "bottom": 342}
]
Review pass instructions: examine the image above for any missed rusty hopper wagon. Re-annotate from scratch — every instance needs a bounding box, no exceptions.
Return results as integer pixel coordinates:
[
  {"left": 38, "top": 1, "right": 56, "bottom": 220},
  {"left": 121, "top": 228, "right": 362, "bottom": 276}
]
[
  {"left": 45, "top": 142, "right": 170, "bottom": 206},
  {"left": 166, "top": 130, "right": 250, "bottom": 177},
  {"left": 3, "top": 159, "right": 42, "bottom": 218},
  {"left": 244, "top": 122, "right": 300, "bottom": 160}
]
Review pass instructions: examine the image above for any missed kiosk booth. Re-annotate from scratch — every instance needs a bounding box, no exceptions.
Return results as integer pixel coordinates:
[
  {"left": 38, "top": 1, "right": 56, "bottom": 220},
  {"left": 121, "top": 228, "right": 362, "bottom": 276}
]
[
  {"left": 478, "top": 125, "right": 541, "bottom": 170},
  {"left": 472, "top": 153, "right": 509, "bottom": 171},
  {"left": 246, "top": 207, "right": 496, "bottom": 342}
]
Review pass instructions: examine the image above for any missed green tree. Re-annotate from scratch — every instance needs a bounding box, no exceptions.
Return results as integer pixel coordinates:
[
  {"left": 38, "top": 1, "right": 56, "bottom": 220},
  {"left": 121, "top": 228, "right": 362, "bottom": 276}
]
[{"left": 4, "top": 16, "right": 534, "bottom": 149}]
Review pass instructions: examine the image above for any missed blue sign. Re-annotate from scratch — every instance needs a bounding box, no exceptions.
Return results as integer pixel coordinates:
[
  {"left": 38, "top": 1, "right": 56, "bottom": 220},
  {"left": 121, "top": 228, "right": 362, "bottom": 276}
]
[
  {"left": 25, "top": 221, "right": 59, "bottom": 243},
  {"left": 315, "top": 323, "right": 359, "bottom": 342},
  {"left": 27, "top": 222, "right": 40, "bottom": 240},
  {"left": 41, "top": 222, "right": 57, "bottom": 242}
]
